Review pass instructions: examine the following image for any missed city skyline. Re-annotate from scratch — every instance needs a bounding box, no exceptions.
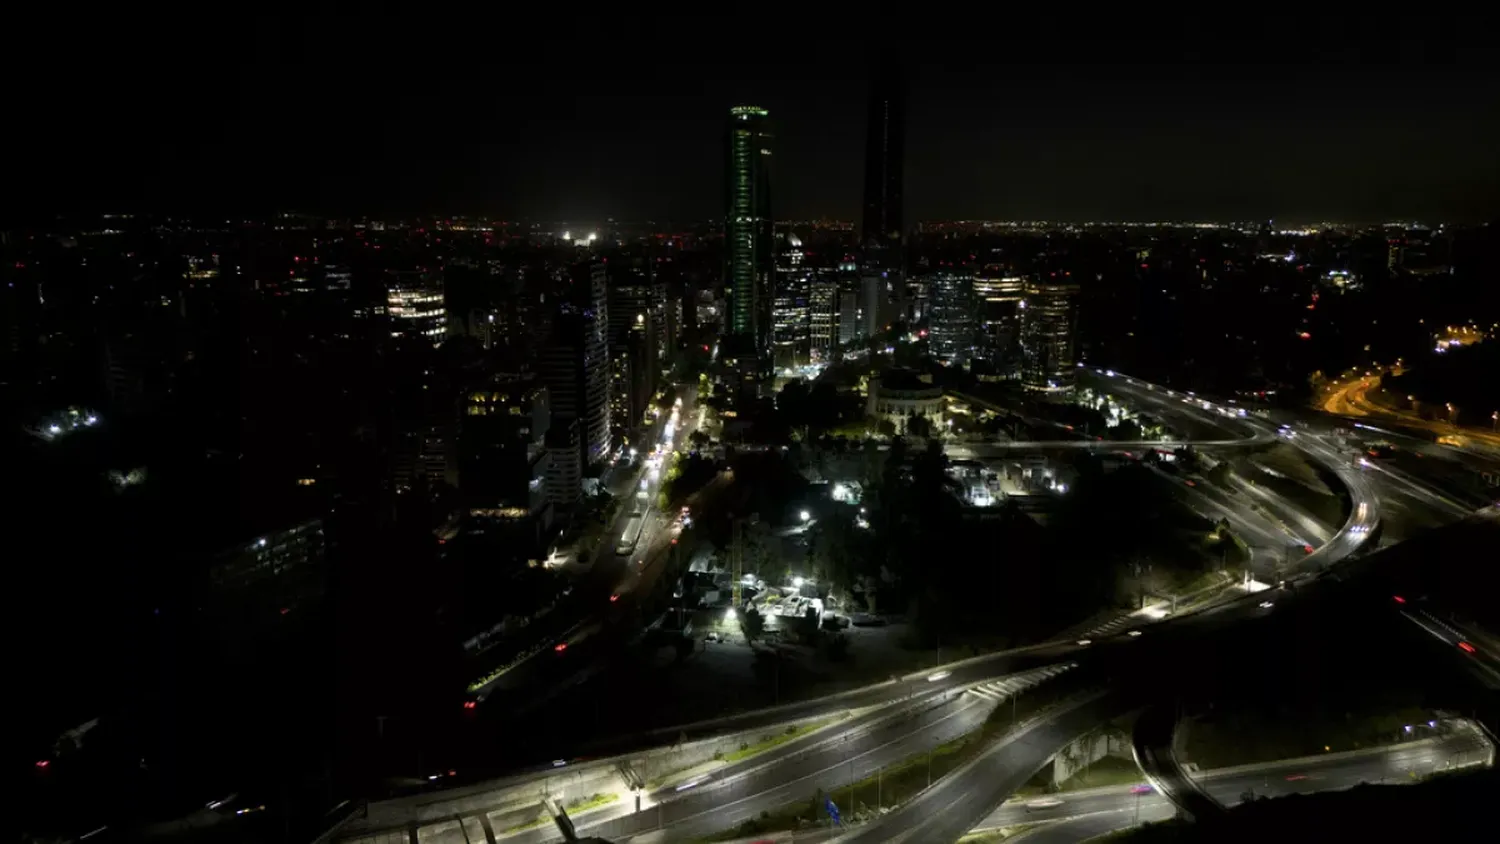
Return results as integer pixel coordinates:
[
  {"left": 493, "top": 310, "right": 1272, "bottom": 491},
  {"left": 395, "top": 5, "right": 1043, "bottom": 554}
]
[
  {"left": 10, "top": 14, "right": 1500, "bottom": 844},
  {"left": 8, "top": 18, "right": 1498, "bottom": 225}
]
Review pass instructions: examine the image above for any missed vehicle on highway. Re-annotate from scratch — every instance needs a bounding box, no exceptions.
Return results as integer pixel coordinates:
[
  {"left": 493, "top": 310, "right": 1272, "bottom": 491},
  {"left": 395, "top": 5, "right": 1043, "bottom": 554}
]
[
  {"left": 1130, "top": 784, "right": 1155, "bottom": 794},
  {"left": 1025, "top": 797, "right": 1064, "bottom": 810},
  {"left": 616, "top": 515, "right": 644, "bottom": 556}
]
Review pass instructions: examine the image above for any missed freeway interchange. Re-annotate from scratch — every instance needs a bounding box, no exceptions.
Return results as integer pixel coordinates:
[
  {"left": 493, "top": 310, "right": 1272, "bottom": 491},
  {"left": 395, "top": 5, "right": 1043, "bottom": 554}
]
[{"left": 340, "top": 369, "right": 1498, "bottom": 844}]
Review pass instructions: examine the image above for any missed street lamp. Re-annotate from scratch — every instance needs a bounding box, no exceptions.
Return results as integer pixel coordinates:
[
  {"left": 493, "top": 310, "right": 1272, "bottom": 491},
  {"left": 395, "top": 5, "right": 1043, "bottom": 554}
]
[{"left": 800, "top": 510, "right": 811, "bottom": 523}]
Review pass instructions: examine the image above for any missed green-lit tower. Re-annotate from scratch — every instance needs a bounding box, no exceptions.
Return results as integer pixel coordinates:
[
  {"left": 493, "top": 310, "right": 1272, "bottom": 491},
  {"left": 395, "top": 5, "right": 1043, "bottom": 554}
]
[{"left": 724, "top": 105, "right": 773, "bottom": 380}]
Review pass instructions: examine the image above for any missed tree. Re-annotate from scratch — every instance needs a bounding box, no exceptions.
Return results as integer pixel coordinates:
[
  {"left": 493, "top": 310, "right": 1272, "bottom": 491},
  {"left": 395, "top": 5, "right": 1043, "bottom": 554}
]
[
  {"left": 739, "top": 607, "right": 766, "bottom": 644},
  {"left": 907, "top": 413, "right": 934, "bottom": 439},
  {"left": 876, "top": 418, "right": 898, "bottom": 439},
  {"left": 1206, "top": 462, "right": 1232, "bottom": 486},
  {"left": 1111, "top": 419, "right": 1142, "bottom": 441},
  {"left": 689, "top": 429, "right": 711, "bottom": 450},
  {"left": 810, "top": 509, "right": 863, "bottom": 595}
]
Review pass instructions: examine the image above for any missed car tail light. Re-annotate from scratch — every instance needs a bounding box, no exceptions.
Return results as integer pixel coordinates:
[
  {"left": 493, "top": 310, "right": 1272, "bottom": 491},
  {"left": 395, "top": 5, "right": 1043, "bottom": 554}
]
[
  {"left": 1458, "top": 641, "right": 1476, "bottom": 654},
  {"left": 555, "top": 643, "right": 568, "bottom": 653},
  {"left": 1393, "top": 595, "right": 1406, "bottom": 604}
]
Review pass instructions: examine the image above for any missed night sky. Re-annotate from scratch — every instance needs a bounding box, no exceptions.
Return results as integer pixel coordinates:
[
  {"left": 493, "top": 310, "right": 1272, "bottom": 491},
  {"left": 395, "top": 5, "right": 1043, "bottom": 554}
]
[{"left": 9, "top": 12, "right": 1499, "bottom": 223}]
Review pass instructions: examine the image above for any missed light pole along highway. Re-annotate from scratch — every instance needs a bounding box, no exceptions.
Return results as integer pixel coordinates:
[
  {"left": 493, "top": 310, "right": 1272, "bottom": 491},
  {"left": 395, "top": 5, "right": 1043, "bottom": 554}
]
[{"left": 339, "top": 369, "right": 1419, "bottom": 844}]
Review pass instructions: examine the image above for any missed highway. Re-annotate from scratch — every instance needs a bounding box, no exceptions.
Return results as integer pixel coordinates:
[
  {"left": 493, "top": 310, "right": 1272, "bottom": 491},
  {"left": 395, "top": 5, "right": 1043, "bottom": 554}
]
[
  {"left": 1322, "top": 373, "right": 1500, "bottom": 453},
  {"left": 945, "top": 435, "right": 1274, "bottom": 456},
  {"left": 543, "top": 668, "right": 1076, "bottom": 844},
  {"left": 826, "top": 370, "right": 1392, "bottom": 843},
  {"left": 1084, "top": 370, "right": 1385, "bottom": 569},
  {"left": 340, "top": 667, "right": 1076, "bottom": 844},
  {"left": 344, "top": 513, "right": 1493, "bottom": 844},
  {"left": 471, "top": 389, "right": 701, "bottom": 704},
  {"left": 974, "top": 727, "right": 1494, "bottom": 844},
  {"left": 340, "top": 369, "right": 1492, "bottom": 844},
  {"left": 832, "top": 692, "right": 1120, "bottom": 844}
]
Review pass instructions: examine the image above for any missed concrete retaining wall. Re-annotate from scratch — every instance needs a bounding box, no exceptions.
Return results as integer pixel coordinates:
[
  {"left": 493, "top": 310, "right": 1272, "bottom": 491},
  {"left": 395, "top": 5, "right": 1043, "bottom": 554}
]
[
  {"left": 1050, "top": 727, "right": 1133, "bottom": 784},
  {"left": 342, "top": 711, "right": 849, "bottom": 838}
]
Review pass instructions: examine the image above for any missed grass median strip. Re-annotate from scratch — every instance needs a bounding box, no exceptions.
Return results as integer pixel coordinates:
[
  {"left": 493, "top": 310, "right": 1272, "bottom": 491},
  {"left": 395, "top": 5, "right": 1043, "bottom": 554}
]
[
  {"left": 502, "top": 793, "right": 619, "bottom": 836},
  {"left": 702, "top": 732, "right": 982, "bottom": 842},
  {"left": 959, "top": 824, "right": 1044, "bottom": 843},
  {"left": 702, "top": 672, "right": 1094, "bottom": 841},
  {"left": 721, "top": 717, "right": 843, "bottom": 763},
  {"left": 1054, "top": 754, "right": 1146, "bottom": 792}
]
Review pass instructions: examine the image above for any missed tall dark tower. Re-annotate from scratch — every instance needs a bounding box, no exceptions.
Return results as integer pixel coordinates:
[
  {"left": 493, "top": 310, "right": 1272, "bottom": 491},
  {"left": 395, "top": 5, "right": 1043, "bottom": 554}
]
[
  {"left": 724, "top": 105, "right": 774, "bottom": 381},
  {"left": 861, "top": 57, "right": 906, "bottom": 273}
]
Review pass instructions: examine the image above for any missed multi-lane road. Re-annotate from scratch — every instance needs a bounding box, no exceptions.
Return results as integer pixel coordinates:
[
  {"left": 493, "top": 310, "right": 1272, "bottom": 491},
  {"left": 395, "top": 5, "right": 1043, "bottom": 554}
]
[
  {"left": 1322, "top": 373, "right": 1500, "bottom": 455},
  {"left": 339, "top": 368, "right": 1498, "bottom": 844},
  {"left": 471, "top": 390, "right": 701, "bottom": 705},
  {"left": 974, "top": 726, "right": 1493, "bottom": 844}
]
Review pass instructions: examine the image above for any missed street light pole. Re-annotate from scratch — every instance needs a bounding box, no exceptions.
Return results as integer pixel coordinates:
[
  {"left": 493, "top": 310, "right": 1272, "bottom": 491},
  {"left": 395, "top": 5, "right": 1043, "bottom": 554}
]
[{"left": 848, "top": 757, "right": 855, "bottom": 815}]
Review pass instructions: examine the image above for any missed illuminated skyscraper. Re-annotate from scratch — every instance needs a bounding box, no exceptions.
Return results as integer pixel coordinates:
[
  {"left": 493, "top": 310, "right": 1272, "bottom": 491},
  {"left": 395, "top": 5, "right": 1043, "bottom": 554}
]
[
  {"left": 724, "top": 105, "right": 774, "bottom": 378},
  {"left": 973, "top": 272, "right": 1025, "bottom": 357},
  {"left": 928, "top": 271, "right": 975, "bottom": 365},
  {"left": 809, "top": 271, "right": 838, "bottom": 363},
  {"left": 861, "top": 58, "right": 905, "bottom": 270},
  {"left": 385, "top": 270, "right": 446, "bottom": 345},
  {"left": 542, "top": 263, "right": 611, "bottom": 467},
  {"left": 1020, "top": 278, "right": 1080, "bottom": 395},
  {"left": 773, "top": 232, "right": 811, "bottom": 368}
]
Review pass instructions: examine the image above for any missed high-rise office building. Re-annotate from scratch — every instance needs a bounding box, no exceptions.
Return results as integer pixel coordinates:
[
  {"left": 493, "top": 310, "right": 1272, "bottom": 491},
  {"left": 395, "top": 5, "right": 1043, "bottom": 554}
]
[
  {"left": 545, "top": 417, "right": 582, "bottom": 513},
  {"left": 724, "top": 105, "right": 774, "bottom": 379},
  {"left": 609, "top": 258, "right": 667, "bottom": 368},
  {"left": 809, "top": 271, "right": 838, "bottom": 363},
  {"left": 928, "top": 271, "right": 975, "bottom": 366},
  {"left": 861, "top": 58, "right": 906, "bottom": 270},
  {"left": 973, "top": 272, "right": 1025, "bottom": 357},
  {"left": 385, "top": 270, "right": 446, "bottom": 345},
  {"left": 773, "top": 232, "right": 811, "bottom": 369},
  {"left": 838, "top": 290, "right": 860, "bottom": 348},
  {"left": 609, "top": 321, "right": 653, "bottom": 445},
  {"left": 1020, "top": 278, "right": 1080, "bottom": 395},
  {"left": 861, "top": 56, "right": 906, "bottom": 331},
  {"left": 861, "top": 274, "right": 884, "bottom": 338},
  {"left": 542, "top": 263, "right": 611, "bottom": 466},
  {"left": 459, "top": 375, "right": 553, "bottom": 532}
]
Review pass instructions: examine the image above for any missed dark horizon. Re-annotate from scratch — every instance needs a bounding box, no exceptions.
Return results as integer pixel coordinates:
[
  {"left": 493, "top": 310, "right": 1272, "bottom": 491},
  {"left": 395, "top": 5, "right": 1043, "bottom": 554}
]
[{"left": 6, "top": 14, "right": 1499, "bottom": 224}]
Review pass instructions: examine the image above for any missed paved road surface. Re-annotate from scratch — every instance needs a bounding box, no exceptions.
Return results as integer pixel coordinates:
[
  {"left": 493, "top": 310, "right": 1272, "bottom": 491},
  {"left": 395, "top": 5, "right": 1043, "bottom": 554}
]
[
  {"left": 479, "top": 669, "right": 1068, "bottom": 844},
  {"left": 979, "top": 728, "right": 1492, "bottom": 843},
  {"left": 351, "top": 370, "right": 1493, "bottom": 844},
  {"left": 832, "top": 692, "right": 1121, "bottom": 844}
]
